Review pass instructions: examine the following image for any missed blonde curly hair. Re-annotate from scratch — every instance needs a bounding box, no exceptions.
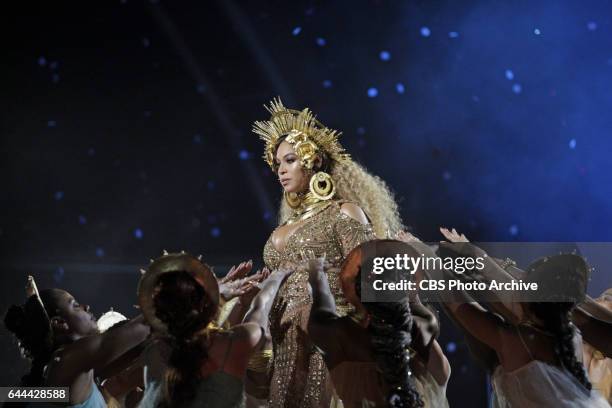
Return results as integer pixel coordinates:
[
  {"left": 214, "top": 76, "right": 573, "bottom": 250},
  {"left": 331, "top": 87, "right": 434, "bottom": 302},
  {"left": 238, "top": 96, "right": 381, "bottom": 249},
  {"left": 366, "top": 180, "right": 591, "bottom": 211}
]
[{"left": 278, "top": 157, "right": 404, "bottom": 238}]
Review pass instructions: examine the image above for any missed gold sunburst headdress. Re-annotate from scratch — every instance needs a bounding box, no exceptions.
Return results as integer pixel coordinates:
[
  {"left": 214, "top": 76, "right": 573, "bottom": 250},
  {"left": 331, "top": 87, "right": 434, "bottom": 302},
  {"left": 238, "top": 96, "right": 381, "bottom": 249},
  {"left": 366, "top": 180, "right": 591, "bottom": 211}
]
[{"left": 252, "top": 97, "right": 351, "bottom": 170}]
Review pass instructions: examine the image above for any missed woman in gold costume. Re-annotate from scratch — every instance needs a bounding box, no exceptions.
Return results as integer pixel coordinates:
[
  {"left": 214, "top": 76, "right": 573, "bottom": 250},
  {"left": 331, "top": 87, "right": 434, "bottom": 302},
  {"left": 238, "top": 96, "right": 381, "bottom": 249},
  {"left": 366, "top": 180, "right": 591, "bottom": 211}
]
[{"left": 252, "top": 98, "right": 404, "bottom": 407}]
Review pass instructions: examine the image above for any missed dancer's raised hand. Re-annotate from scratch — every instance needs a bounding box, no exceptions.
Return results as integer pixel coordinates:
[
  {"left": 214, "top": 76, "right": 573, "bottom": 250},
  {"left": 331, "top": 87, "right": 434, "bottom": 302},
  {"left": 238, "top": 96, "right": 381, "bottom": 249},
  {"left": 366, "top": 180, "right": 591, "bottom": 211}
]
[
  {"left": 221, "top": 260, "right": 253, "bottom": 284},
  {"left": 306, "top": 257, "right": 328, "bottom": 286},
  {"left": 440, "top": 227, "right": 469, "bottom": 243},
  {"left": 220, "top": 273, "right": 261, "bottom": 300},
  {"left": 396, "top": 230, "right": 421, "bottom": 243}
]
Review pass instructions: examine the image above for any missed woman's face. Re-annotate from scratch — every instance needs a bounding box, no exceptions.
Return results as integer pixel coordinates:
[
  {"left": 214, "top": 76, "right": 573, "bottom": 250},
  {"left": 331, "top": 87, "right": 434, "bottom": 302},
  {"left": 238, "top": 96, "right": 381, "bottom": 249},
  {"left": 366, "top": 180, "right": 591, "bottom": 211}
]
[
  {"left": 51, "top": 290, "right": 99, "bottom": 338},
  {"left": 275, "top": 141, "right": 309, "bottom": 194}
]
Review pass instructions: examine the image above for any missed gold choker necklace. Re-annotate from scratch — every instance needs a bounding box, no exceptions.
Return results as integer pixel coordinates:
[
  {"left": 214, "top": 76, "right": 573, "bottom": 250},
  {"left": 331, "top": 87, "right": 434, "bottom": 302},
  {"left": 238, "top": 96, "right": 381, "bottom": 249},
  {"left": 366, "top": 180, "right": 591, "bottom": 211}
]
[{"left": 286, "top": 192, "right": 333, "bottom": 225}]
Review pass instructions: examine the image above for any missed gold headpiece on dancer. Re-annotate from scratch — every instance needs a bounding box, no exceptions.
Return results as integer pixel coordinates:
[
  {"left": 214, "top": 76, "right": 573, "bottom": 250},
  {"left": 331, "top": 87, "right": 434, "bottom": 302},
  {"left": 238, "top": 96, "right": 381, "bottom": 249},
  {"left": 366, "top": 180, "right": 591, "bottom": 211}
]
[
  {"left": 137, "top": 251, "right": 220, "bottom": 334},
  {"left": 252, "top": 97, "right": 351, "bottom": 170}
]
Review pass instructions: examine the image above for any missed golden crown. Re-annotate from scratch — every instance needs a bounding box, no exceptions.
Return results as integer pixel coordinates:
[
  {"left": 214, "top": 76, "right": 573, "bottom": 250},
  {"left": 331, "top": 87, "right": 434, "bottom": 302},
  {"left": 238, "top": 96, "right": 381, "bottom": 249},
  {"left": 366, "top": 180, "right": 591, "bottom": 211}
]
[{"left": 252, "top": 97, "right": 350, "bottom": 170}]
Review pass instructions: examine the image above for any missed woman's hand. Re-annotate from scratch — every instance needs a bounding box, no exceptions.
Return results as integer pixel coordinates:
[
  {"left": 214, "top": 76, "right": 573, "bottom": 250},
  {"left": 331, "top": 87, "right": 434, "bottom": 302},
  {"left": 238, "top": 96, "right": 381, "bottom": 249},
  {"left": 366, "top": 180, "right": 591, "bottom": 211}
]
[
  {"left": 237, "top": 268, "right": 272, "bottom": 305},
  {"left": 219, "top": 271, "right": 266, "bottom": 301},
  {"left": 306, "top": 258, "right": 328, "bottom": 286},
  {"left": 220, "top": 260, "right": 254, "bottom": 284},
  {"left": 396, "top": 230, "right": 422, "bottom": 243},
  {"left": 439, "top": 227, "right": 469, "bottom": 243}
]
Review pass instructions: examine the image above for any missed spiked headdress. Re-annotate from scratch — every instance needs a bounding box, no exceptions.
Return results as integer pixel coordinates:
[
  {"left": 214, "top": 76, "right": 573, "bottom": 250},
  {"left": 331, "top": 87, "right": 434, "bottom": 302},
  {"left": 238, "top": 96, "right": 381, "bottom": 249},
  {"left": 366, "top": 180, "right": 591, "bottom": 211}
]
[{"left": 252, "top": 97, "right": 350, "bottom": 170}]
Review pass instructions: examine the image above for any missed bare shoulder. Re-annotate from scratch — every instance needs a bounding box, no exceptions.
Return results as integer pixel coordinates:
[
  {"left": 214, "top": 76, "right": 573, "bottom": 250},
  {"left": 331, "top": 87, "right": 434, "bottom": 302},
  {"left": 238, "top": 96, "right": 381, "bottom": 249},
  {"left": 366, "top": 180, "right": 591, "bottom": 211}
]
[{"left": 339, "top": 202, "right": 369, "bottom": 225}]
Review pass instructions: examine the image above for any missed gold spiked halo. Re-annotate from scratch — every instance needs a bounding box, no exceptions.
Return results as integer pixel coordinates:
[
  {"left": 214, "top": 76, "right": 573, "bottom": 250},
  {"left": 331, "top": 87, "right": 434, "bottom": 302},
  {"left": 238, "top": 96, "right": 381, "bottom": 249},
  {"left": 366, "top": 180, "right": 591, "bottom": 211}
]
[
  {"left": 252, "top": 97, "right": 351, "bottom": 170},
  {"left": 137, "top": 251, "right": 219, "bottom": 333}
]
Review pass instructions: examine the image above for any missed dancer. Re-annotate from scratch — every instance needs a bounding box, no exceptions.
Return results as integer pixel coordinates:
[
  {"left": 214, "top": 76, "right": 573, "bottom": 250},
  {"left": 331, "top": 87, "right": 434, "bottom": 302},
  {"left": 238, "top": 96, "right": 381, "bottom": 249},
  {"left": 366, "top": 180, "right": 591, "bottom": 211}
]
[
  {"left": 431, "top": 228, "right": 610, "bottom": 407},
  {"left": 4, "top": 276, "right": 150, "bottom": 407},
  {"left": 307, "top": 241, "right": 450, "bottom": 407},
  {"left": 582, "top": 288, "right": 612, "bottom": 403},
  {"left": 253, "top": 97, "right": 402, "bottom": 407},
  {"left": 136, "top": 252, "right": 280, "bottom": 408}
]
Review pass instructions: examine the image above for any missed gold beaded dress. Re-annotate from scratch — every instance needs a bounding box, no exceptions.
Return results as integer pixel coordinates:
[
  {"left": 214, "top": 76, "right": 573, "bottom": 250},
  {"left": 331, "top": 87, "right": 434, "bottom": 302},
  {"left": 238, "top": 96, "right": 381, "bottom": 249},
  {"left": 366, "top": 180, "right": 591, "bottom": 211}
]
[{"left": 263, "top": 199, "right": 375, "bottom": 408}]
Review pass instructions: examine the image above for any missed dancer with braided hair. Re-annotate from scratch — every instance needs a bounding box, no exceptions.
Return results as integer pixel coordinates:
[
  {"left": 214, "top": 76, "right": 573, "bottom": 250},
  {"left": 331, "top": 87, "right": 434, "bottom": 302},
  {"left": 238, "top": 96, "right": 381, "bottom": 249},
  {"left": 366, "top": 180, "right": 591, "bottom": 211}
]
[
  {"left": 4, "top": 276, "right": 150, "bottom": 407},
  {"left": 431, "top": 228, "right": 610, "bottom": 407},
  {"left": 305, "top": 241, "right": 450, "bottom": 408},
  {"left": 136, "top": 252, "right": 287, "bottom": 408}
]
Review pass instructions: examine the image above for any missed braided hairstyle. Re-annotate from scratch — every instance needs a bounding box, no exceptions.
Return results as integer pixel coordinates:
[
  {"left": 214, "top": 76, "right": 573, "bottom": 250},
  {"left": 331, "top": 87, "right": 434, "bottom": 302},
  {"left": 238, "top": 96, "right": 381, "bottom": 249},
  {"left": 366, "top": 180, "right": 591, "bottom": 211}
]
[
  {"left": 152, "top": 271, "right": 217, "bottom": 408},
  {"left": 355, "top": 277, "right": 424, "bottom": 407},
  {"left": 4, "top": 289, "right": 64, "bottom": 386},
  {"left": 531, "top": 302, "right": 592, "bottom": 391}
]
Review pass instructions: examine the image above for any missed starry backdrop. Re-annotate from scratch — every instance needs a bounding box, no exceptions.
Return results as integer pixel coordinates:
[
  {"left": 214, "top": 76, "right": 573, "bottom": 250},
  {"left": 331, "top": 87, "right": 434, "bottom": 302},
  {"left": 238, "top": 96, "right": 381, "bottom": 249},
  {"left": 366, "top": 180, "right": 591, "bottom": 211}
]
[{"left": 2, "top": 0, "right": 611, "bottom": 404}]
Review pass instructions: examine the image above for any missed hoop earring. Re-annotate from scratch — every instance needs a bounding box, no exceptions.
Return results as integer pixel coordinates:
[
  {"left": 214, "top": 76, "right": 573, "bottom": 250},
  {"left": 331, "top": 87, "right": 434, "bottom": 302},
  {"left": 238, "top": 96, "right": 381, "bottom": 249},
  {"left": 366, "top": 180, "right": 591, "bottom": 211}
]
[
  {"left": 284, "top": 191, "right": 302, "bottom": 209},
  {"left": 309, "top": 172, "right": 336, "bottom": 201}
]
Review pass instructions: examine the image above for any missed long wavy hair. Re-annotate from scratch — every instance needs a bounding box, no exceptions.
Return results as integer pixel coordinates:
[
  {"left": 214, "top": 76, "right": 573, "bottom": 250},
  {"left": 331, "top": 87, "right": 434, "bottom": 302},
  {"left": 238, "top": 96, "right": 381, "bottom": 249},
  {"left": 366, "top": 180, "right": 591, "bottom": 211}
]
[
  {"left": 152, "top": 271, "right": 218, "bottom": 408},
  {"left": 530, "top": 302, "right": 592, "bottom": 391},
  {"left": 277, "top": 138, "right": 403, "bottom": 237}
]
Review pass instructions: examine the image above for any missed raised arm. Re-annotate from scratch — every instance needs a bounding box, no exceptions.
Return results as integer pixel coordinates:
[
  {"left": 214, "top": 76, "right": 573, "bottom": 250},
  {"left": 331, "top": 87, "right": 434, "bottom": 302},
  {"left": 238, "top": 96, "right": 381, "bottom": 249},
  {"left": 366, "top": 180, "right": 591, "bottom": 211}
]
[
  {"left": 47, "top": 315, "right": 150, "bottom": 385},
  {"left": 307, "top": 258, "right": 339, "bottom": 321},
  {"left": 427, "top": 339, "right": 451, "bottom": 387},
  {"left": 401, "top": 238, "right": 505, "bottom": 369},
  {"left": 438, "top": 227, "right": 526, "bottom": 324},
  {"left": 242, "top": 268, "right": 292, "bottom": 338}
]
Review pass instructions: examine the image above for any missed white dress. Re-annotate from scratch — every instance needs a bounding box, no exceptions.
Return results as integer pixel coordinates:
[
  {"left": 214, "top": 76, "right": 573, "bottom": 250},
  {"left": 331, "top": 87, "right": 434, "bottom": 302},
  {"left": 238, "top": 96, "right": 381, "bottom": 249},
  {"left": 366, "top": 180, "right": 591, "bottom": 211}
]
[
  {"left": 492, "top": 360, "right": 610, "bottom": 407},
  {"left": 414, "top": 370, "right": 449, "bottom": 408},
  {"left": 491, "top": 327, "right": 610, "bottom": 408}
]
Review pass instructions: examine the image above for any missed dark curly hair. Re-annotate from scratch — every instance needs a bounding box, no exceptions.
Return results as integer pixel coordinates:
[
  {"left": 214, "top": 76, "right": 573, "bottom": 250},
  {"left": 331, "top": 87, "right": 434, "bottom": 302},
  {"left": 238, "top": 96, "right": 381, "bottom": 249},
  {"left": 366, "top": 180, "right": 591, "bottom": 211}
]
[
  {"left": 4, "top": 289, "right": 64, "bottom": 387},
  {"left": 152, "top": 271, "right": 217, "bottom": 408},
  {"left": 530, "top": 302, "right": 591, "bottom": 392}
]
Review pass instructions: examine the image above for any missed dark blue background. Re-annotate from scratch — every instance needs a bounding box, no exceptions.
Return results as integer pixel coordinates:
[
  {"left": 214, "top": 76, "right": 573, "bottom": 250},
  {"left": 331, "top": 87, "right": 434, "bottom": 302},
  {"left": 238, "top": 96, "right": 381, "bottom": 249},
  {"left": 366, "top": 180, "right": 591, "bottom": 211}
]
[{"left": 2, "top": 1, "right": 611, "bottom": 405}]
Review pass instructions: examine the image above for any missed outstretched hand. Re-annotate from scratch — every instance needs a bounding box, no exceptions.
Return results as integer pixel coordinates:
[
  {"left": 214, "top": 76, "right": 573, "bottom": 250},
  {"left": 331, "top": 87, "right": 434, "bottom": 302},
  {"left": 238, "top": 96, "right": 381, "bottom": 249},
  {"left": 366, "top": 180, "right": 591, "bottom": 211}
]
[
  {"left": 395, "top": 230, "right": 422, "bottom": 243},
  {"left": 237, "top": 268, "right": 273, "bottom": 305},
  {"left": 439, "top": 227, "right": 469, "bottom": 243},
  {"left": 219, "top": 268, "right": 268, "bottom": 301},
  {"left": 220, "top": 260, "right": 253, "bottom": 284},
  {"left": 306, "top": 257, "right": 329, "bottom": 286}
]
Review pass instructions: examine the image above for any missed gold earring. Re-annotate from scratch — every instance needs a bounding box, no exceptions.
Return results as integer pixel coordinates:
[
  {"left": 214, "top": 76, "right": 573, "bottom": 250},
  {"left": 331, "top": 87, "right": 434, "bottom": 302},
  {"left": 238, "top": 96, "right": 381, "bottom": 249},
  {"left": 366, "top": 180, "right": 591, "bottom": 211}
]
[
  {"left": 284, "top": 191, "right": 302, "bottom": 209},
  {"left": 309, "top": 172, "right": 335, "bottom": 201}
]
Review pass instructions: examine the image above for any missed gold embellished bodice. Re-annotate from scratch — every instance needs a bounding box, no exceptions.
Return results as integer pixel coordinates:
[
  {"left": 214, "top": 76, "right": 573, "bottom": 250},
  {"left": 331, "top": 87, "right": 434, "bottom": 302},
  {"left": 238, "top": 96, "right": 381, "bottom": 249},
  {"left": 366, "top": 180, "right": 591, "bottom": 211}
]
[
  {"left": 264, "top": 200, "right": 375, "bottom": 317},
  {"left": 263, "top": 200, "right": 375, "bottom": 408}
]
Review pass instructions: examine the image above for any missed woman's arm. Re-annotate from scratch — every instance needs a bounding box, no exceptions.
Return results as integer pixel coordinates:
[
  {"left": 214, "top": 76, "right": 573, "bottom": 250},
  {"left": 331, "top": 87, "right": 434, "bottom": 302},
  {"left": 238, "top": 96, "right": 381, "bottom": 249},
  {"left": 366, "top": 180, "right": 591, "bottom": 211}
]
[
  {"left": 242, "top": 268, "right": 292, "bottom": 342},
  {"left": 307, "top": 258, "right": 339, "bottom": 321},
  {"left": 47, "top": 315, "right": 150, "bottom": 385},
  {"left": 438, "top": 227, "right": 525, "bottom": 323},
  {"left": 306, "top": 259, "right": 358, "bottom": 367},
  {"left": 100, "top": 363, "right": 144, "bottom": 403},
  {"left": 444, "top": 302, "right": 505, "bottom": 351},
  {"left": 426, "top": 339, "right": 451, "bottom": 387},
  {"left": 400, "top": 239, "right": 506, "bottom": 364}
]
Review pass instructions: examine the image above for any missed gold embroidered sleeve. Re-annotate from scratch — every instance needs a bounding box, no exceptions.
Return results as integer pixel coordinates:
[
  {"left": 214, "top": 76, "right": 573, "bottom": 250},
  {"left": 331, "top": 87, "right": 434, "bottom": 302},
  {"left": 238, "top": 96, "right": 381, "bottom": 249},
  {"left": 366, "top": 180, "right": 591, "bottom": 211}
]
[{"left": 334, "top": 212, "right": 375, "bottom": 258}]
